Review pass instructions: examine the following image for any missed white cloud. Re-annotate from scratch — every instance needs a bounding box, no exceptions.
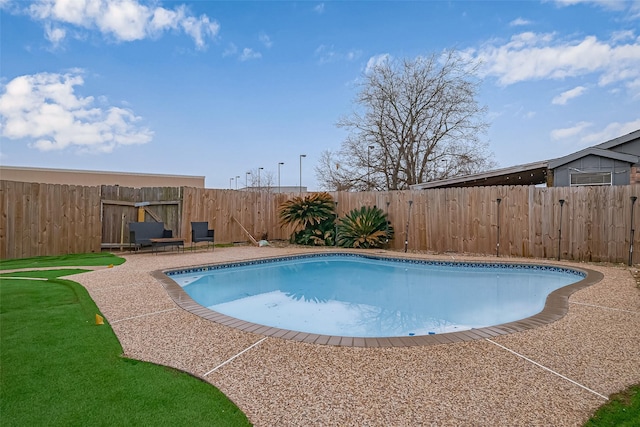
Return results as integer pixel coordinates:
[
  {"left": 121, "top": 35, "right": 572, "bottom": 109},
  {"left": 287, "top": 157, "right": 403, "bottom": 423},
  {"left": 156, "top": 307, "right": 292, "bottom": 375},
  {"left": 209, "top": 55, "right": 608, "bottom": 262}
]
[
  {"left": 44, "top": 23, "right": 66, "bottom": 47},
  {"left": 550, "top": 0, "right": 629, "bottom": 11},
  {"left": 223, "top": 42, "right": 238, "bottom": 57},
  {"left": 365, "top": 53, "right": 391, "bottom": 73},
  {"left": 550, "top": 0, "right": 640, "bottom": 19},
  {"left": 577, "top": 118, "right": 640, "bottom": 146},
  {"left": 259, "top": 33, "right": 273, "bottom": 48},
  {"left": 239, "top": 48, "right": 261, "bottom": 61},
  {"left": 0, "top": 71, "right": 153, "bottom": 153},
  {"left": 552, "top": 86, "right": 587, "bottom": 105},
  {"left": 180, "top": 14, "right": 220, "bottom": 49},
  {"left": 11, "top": 0, "right": 219, "bottom": 49},
  {"left": 471, "top": 31, "right": 640, "bottom": 96},
  {"left": 550, "top": 121, "right": 592, "bottom": 140},
  {"left": 314, "top": 3, "right": 325, "bottom": 14},
  {"left": 509, "top": 17, "right": 531, "bottom": 26},
  {"left": 314, "top": 44, "right": 362, "bottom": 65}
]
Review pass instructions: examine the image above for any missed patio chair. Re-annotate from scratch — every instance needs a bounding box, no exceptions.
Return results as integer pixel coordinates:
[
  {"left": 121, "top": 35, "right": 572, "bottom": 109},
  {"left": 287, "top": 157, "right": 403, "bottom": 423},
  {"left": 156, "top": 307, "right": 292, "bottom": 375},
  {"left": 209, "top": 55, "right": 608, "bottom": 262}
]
[{"left": 191, "top": 221, "right": 215, "bottom": 251}]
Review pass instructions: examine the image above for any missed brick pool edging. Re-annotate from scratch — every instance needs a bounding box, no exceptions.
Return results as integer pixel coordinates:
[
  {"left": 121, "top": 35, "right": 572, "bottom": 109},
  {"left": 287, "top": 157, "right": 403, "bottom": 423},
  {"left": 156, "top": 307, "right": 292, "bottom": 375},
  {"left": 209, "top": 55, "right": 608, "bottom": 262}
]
[{"left": 151, "top": 252, "right": 604, "bottom": 347}]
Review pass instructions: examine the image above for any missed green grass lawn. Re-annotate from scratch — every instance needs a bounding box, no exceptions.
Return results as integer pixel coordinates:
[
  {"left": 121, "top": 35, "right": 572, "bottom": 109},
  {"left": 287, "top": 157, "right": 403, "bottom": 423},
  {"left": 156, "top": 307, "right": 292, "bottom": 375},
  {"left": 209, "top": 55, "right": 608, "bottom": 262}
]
[
  {"left": 0, "top": 254, "right": 250, "bottom": 426},
  {"left": 585, "top": 385, "right": 640, "bottom": 427},
  {"left": 0, "top": 252, "right": 125, "bottom": 270}
]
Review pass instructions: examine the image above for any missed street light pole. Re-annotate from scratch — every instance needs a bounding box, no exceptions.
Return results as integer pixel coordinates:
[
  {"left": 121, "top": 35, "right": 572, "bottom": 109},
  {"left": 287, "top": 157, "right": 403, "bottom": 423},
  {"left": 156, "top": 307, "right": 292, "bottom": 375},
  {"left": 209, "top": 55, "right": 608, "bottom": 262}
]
[
  {"left": 235, "top": 175, "right": 240, "bottom": 190},
  {"left": 230, "top": 177, "right": 233, "bottom": 189},
  {"left": 258, "top": 167, "right": 264, "bottom": 191},
  {"left": 299, "top": 154, "right": 306, "bottom": 195},
  {"left": 278, "top": 162, "right": 284, "bottom": 193},
  {"left": 368, "top": 145, "right": 374, "bottom": 191},
  {"left": 245, "top": 171, "right": 251, "bottom": 190}
]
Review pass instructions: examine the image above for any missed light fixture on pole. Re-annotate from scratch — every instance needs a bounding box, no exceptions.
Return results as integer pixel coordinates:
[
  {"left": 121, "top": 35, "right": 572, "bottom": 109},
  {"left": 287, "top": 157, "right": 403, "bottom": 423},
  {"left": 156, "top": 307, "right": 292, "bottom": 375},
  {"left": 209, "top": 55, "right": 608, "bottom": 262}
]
[
  {"left": 629, "top": 196, "right": 637, "bottom": 266},
  {"left": 278, "top": 162, "right": 284, "bottom": 193},
  {"left": 404, "top": 200, "right": 413, "bottom": 253},
  {"left": 245, "top": 171, "right": 251, "bottom": 190},
  {"left": 558, "top": 199, "right": 565, "bottom": 261},
  {"left": 334, "top": 201, "right": 339, "bottom": 246},
  {"left": 385, "top": 201, "right": 390, "bottom": 247},
  {"left": 299, "top": 154, "right": 306, "bottom": 195},
  {"left": 235, "top": 175, "right": 240, "bottom": 190},
  {"left": 368, "top": 145, "right": 374, "bottom": 191},
  {"left": 258, "top": 167, "right": 264, "bottom": 190},
  {"left": 496, "top": 198, "right": 502, "bottom": 257}
]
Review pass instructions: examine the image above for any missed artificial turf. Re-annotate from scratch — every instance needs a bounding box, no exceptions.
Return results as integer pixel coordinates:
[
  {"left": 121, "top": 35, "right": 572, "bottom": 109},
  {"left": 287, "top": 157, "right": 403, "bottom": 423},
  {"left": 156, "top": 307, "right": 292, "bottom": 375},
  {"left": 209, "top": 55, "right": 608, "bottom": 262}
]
[
  {"left": 585, "top": 385, "right": 640, "bottom": 427},
  {"left": 0, "top": 252, "right": 125, "bottom": 270},
  {"left": 0, "top": 255, "right": 251, "bottom": 426}
]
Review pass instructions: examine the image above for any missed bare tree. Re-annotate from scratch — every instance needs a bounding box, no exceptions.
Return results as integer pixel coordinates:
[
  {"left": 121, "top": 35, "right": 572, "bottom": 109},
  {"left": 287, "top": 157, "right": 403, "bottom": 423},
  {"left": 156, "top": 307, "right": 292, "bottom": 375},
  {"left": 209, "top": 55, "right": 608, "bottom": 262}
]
[
  {"left": 316, "top": 51, "right": 495, "bottom": 191},
  {"left": 247, "top": 168, "right": 276, "bottom": 192}
]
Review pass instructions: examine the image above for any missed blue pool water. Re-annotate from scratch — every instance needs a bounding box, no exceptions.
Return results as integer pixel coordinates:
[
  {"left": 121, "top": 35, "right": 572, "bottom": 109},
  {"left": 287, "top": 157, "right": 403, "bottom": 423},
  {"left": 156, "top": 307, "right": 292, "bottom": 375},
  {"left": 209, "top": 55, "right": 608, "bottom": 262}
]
[{"left": 168, "top": 254, "right": 584, "bottom": 338}]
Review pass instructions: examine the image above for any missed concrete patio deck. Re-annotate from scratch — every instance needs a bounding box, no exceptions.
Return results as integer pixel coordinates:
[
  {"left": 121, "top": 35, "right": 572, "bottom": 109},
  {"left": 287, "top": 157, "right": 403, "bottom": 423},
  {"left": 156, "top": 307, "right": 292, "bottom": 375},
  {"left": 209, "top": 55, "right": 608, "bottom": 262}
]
[{"left": 75, "top": 247, "right": 640, "bottom": 426}]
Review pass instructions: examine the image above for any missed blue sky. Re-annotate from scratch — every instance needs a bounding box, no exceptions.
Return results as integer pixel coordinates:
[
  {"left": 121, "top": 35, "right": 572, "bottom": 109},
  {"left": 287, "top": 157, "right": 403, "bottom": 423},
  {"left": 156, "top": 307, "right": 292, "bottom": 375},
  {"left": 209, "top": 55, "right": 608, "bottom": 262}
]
[{"left": 1, "top": 0, "right": 640, "bottom": 190}]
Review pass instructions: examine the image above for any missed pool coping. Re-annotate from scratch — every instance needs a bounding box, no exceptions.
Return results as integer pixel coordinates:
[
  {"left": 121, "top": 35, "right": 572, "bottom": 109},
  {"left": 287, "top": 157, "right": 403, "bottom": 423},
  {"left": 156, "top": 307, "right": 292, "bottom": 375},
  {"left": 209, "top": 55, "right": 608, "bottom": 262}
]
[{"left": 152, "top": 252, "right": 604, "bottom": 347}]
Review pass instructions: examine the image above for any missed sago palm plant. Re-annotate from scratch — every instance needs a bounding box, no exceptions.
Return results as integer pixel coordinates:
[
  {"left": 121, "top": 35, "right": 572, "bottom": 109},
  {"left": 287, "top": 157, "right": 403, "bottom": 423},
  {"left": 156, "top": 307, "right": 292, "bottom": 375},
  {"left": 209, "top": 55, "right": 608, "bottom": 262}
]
[
  {"left": 336, "top": 205, "right": 394, "bottom": 248},
  {"left": 278, "top": 192, "right": 336, "bottom": 245},
  {"left": 294, "top": 218, "right": 336, "bottom": 246}
]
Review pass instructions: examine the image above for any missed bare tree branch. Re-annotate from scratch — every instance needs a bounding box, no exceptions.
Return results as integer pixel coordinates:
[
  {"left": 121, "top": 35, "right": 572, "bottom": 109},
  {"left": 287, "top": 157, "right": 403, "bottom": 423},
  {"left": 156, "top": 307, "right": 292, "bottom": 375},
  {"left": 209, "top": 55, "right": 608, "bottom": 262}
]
[{"left": 318, "top": 51, "right": 495, "bottom": 191}]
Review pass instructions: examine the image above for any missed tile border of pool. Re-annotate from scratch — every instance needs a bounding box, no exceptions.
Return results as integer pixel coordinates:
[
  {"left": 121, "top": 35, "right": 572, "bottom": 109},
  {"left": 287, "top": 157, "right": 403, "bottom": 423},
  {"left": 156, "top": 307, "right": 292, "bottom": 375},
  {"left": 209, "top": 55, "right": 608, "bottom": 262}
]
[{"left": 152, "top": 252, "right": 604, "bottom": 347}]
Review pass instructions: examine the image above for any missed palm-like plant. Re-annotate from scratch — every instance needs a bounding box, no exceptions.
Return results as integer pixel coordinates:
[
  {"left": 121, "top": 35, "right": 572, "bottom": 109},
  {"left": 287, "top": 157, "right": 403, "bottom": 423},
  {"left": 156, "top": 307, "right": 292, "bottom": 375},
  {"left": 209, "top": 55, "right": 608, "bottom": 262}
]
[
  {"left": 294, "top": 218, "right": 336, "bottom": 246},
  {"left": 278, "top": 192, "right": 336, "bottom": 229},
  {"left": 337, "top": 206, "right": 394, "bottom": 248},
  {"left": 278, "top": 193, "right": 336, "bottom": 246}
]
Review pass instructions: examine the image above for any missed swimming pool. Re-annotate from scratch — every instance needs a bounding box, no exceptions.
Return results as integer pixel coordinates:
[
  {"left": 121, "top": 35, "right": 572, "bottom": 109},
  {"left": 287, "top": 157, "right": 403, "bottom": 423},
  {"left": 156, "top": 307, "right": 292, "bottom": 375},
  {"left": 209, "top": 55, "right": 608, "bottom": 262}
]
[{"left": 164, "top": 253, "right": 590, "bottom": 340}]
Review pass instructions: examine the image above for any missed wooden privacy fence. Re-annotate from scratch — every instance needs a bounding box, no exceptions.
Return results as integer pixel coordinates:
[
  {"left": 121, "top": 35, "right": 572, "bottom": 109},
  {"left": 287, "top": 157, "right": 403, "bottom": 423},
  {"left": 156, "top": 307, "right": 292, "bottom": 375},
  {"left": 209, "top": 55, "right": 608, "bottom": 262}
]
[
  {"left": 1, "top": 180, "right": 102, "bottom": 259},
  {"left": 100, "top": 185, "right": 182, "bottom": 249},
  {"left": 1, "top": 179, "right": 639, "bottom": 263},
  {"left": 332, "top": 185, "right": 639, "bottom": 262}
]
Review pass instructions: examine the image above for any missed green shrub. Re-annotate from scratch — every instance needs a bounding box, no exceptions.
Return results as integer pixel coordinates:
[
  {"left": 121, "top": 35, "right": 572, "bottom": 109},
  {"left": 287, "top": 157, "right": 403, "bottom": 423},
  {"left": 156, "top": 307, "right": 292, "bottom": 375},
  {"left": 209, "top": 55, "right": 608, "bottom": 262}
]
[
  {"left": 279, "top": 193, "right": 336, "bottom": 246},
  {"left": 293, "top": 218, "right": 336, "bottom": 246},
  {"left": 337, "top": 205, "right": 394, "bottom": 248}
]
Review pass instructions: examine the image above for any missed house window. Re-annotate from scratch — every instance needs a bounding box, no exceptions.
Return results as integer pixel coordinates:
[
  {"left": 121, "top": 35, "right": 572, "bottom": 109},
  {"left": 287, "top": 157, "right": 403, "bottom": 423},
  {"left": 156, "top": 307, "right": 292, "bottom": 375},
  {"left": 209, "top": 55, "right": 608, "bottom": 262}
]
[{"left": 570, "top": 171, "right": 612, "bottom": 186}]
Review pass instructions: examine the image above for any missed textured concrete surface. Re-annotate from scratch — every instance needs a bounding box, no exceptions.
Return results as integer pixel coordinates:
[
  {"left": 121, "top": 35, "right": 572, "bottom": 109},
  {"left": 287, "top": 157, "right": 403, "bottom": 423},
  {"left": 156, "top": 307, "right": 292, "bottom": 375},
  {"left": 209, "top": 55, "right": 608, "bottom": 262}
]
[{"left": 73, "top": 247, "right": 640, "bottom": 426}]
